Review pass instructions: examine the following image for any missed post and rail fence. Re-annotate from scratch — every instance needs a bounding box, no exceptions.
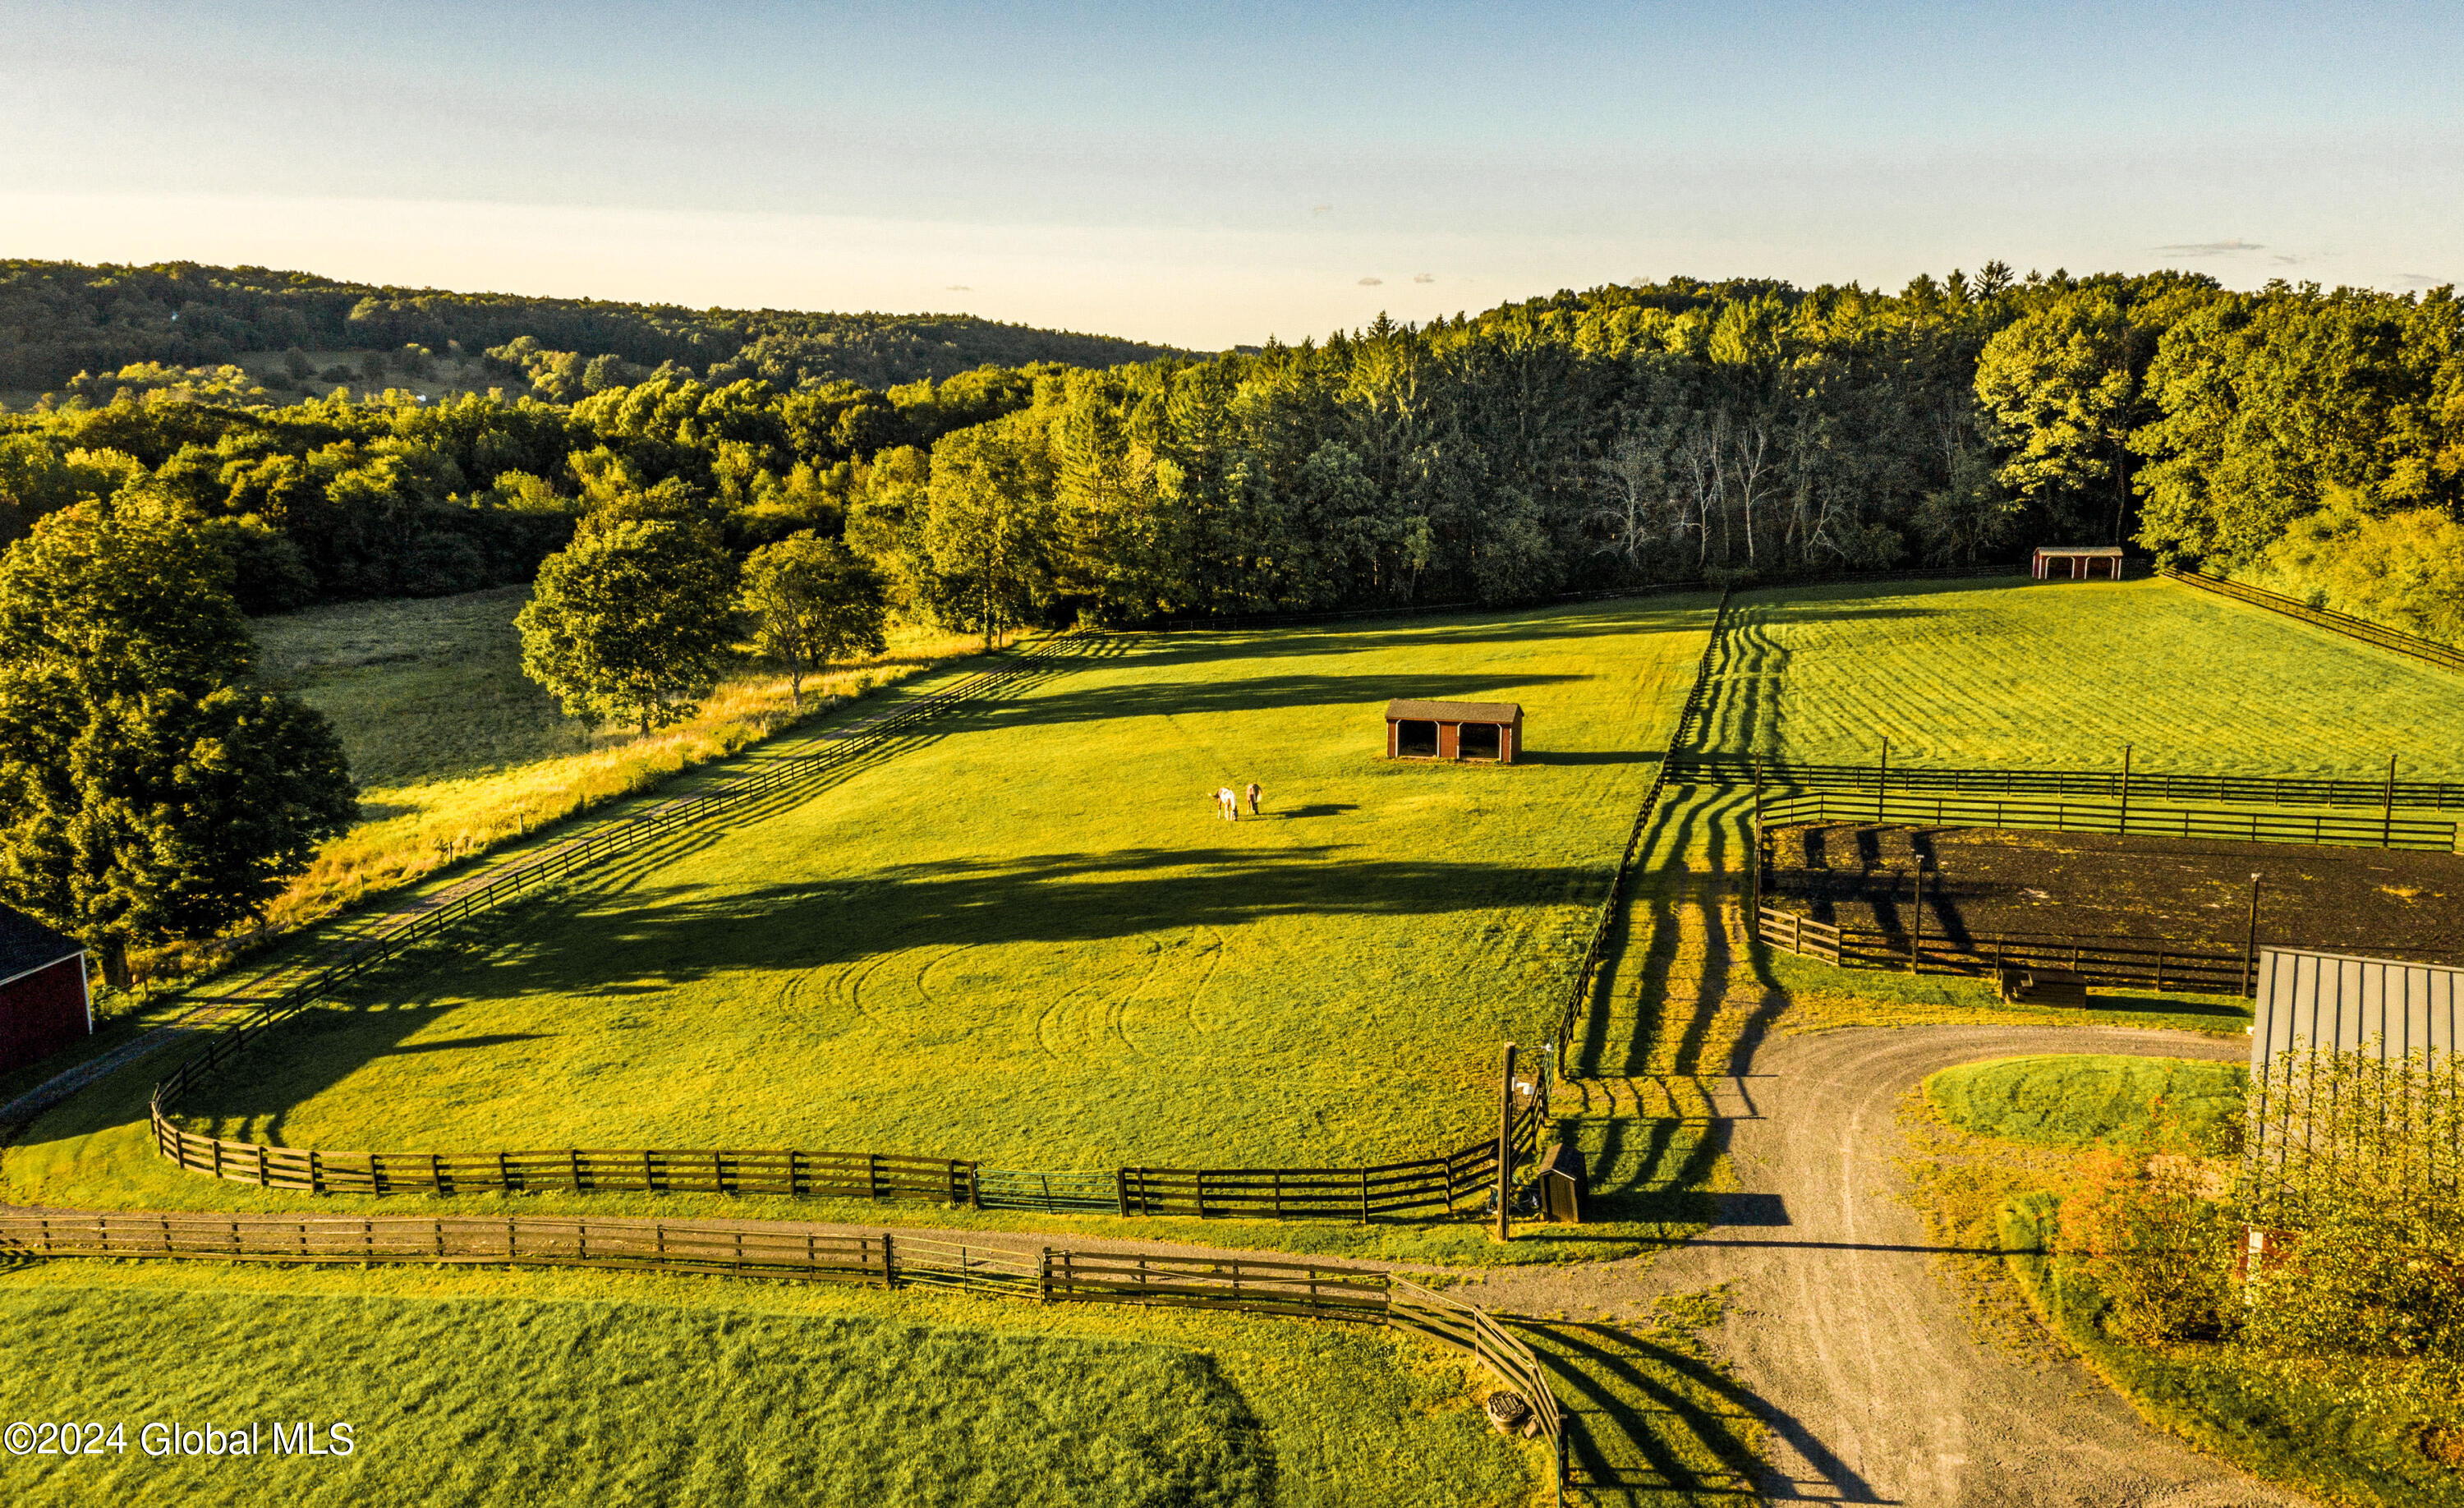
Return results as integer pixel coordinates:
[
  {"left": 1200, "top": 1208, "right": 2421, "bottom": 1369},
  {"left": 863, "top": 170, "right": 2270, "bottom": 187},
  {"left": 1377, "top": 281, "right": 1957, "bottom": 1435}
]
[
  {"left": 1751, "top": 788, "right": 2456, "bottom": 853},
  {"left": 2161, "top": 566, "right": 2464, "bottom": 674},
  {"left": 1550, "top": 590, "right": 1732, "bottom": 1075},
  {"left": 1674, "top": 753, "right": 2464, "bottom": 816},
  {"left": 0, "top": 1210, "right": 1571, "bottom": 1501}
]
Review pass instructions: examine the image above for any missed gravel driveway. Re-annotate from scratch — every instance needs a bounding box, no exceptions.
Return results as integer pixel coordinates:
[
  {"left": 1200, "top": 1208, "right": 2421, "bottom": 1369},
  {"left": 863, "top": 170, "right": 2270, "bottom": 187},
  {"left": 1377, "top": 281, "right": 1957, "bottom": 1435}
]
[{"left": 1467, "top": 1023, "right": 2308, "bottom": 1507}]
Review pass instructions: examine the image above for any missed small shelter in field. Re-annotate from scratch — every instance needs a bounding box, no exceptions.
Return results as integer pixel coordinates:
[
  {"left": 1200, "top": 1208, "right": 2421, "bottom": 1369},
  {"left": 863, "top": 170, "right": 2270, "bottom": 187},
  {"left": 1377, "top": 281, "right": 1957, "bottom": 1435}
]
[
  {"left": 2032, "top": 545, "right": 2125, "bottom": 581},
  {"left": 1385, "top": 700, "right": 1524, "bottom": 763},
  {"left": 0, "top": 903, "right": 90, "bottom": 1076}
]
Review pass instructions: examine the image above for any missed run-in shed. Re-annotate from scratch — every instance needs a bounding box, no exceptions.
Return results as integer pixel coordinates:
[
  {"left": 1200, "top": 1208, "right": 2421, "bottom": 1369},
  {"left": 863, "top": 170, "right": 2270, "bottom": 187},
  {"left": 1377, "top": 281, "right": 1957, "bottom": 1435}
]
[
  {"left": 1385, "top": 700, "right": 1524, "bottom": 763},
  {"left": 2032, "top": 545, "right": 2125, "bottom": 581}
]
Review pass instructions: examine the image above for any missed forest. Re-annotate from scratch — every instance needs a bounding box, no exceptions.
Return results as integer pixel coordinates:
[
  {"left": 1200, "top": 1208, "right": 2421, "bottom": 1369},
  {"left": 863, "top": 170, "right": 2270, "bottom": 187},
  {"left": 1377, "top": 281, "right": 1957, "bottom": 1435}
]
[
  {"left": 2, "top": 264, "right": 2459, "bottom": 638},
  {"left": 0, "top": 259, "right": 1186, "bottom": 394}
]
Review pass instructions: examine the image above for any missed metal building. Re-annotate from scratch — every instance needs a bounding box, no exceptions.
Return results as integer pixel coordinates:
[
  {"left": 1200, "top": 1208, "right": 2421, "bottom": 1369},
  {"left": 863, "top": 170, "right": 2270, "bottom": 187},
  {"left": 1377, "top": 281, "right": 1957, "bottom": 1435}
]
[{"left": 2246, "top": 946, "right": 2462, "bottom": 1216}]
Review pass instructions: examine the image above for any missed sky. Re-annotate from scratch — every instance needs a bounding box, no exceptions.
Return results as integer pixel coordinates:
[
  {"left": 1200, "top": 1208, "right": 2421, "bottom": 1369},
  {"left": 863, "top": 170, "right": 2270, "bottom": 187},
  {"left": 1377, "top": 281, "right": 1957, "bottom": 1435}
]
[{"left": 2, "top": 0, "right": 2459, "bottom": 349}]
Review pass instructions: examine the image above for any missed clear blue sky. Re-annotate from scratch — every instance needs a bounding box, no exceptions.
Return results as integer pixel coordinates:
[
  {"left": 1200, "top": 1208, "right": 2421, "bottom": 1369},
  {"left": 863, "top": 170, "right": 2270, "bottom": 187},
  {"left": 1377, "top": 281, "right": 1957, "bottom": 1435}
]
[{"left": 3, "top": 1, "right": 2457, "bottom": 347}]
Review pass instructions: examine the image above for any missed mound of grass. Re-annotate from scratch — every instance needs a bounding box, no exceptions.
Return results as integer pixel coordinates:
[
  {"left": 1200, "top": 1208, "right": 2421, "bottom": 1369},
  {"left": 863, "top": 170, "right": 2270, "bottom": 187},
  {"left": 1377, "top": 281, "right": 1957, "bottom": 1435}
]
[
  {"left": 0, "top": 1262, "right": 1534, "bottom": 1508},
  {"left": 99, "top": 597, "right": 1717, "bottom": 1176},
  {"left": 1925, "top": 1055, "right": 2246, "bottom": 1154},
  {"left": 1693, "top": 577, "right": 2464, "bottom": 779}
]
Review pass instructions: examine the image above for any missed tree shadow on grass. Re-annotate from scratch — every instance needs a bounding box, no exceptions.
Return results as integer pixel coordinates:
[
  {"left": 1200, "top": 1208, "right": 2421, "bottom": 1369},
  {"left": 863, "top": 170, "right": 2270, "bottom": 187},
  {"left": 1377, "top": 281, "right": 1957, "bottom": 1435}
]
[{"left": 183, "top": 844, "right": 1611, "bottom": 1124}]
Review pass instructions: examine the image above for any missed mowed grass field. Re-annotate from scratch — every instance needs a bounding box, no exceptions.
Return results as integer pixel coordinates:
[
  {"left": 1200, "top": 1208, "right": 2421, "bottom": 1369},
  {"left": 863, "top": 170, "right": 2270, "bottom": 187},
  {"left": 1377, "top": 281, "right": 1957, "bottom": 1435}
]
[
  {"left": 1689, "top": 576, "right": 2464, "bottom": 778},
  {"left": 0, "top": 1262, "right": 1533, "bottom": 1508},
  {"left": 156, "top": 596, "right": 1715, "bottom": 1171}
]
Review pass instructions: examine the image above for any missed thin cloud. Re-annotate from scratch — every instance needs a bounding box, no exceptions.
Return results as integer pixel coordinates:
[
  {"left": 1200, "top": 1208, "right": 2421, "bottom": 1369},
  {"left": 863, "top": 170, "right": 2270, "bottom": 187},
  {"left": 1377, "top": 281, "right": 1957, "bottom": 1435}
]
[
  {"left": 2396, "top": 273, "right": 2451, "bottom": 287},
  {"left": 945, "top": 283, "right": 972, "bottom": 290},
  {"left": 1412, "top": 272, "right": 1435, "bottom": 283},
  {"left": 1358, "top": 276, "right": 1382, "bottom": 286},
  {"left": 2154, "top": 238, "right": 2263, "bottom": 256},
  {"left": 1310, "top": 203, "right": 1333, "bottom": 216}
]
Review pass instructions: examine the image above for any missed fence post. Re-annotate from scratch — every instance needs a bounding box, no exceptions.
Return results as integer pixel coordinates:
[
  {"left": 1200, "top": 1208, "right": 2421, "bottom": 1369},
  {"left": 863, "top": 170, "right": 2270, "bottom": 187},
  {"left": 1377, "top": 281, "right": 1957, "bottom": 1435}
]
[
  {"left": 1876, "top": 737, "right": 1888, "bottom": 825},
  {"left": 2118, "top": 743, "right": 2131, "bottom": 833},
  {"left": 2385, "top": 755, "right": 2397, "bottom": 848},
  {"left": 1494, "top": 1043, "right": 1519, "bottom": 1243},
  {"left": 2243, "top": 872, "right": 2263, "bottom": 997}
]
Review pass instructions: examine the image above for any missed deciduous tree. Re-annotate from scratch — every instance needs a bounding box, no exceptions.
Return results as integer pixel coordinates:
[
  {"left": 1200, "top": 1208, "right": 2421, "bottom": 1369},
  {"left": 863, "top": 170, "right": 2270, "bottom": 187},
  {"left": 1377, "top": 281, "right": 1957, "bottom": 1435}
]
[
  {"left": 0, "top": 500, "right": 357, "bottom": 982},
  {"left": 741, "top": 532, "right": 889, "bottom": 704}
]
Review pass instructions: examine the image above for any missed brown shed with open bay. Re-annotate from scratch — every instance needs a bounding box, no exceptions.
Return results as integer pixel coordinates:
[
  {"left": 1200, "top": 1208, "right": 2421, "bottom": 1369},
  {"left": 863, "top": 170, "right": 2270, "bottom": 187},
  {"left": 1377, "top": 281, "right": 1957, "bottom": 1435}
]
[{"left": 1385, "top": 700, "right": 1523, "bottom": 763}]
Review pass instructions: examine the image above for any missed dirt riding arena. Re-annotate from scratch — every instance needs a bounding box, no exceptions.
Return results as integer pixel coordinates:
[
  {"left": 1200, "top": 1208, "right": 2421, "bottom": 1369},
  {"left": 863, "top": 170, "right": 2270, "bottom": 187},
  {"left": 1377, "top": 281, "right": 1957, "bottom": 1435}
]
[{"left": 1765, "top": 822, "right": 2464, "bottom": 965}]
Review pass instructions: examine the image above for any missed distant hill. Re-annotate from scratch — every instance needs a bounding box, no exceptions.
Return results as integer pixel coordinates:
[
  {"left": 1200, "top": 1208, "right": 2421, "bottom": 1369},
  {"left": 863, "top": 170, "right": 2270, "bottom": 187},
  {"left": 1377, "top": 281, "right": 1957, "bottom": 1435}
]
[{"left": 0, "top": 260, "right": 1188, "bottom": 396}]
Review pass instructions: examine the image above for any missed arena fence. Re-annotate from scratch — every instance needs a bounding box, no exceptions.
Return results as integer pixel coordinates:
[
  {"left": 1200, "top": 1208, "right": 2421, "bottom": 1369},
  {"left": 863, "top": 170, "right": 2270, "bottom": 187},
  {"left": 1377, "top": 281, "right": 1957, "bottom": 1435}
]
[
  {"left": 2163, "top": 566, "right": 2464, "bottom": 674},
  {"left": 1752, "top": 904, "right": 2256, "bottom": 995},
  {"left": 1671, "top": 754, "right": 2464, "bottom": 816},
  {"left": 1754, "top": 788, "right": 2457, "bottom": 853},
  {"left": 0, "top": 1211, "right": 1570, "bottom": 1501}
]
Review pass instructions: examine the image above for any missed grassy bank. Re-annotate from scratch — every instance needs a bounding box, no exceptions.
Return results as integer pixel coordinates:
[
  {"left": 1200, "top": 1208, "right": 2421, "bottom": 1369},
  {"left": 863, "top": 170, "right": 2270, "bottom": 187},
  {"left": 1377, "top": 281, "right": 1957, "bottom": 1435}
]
[{"left": 0, "top": 1260, "right": 1539, "bottom": 1508}]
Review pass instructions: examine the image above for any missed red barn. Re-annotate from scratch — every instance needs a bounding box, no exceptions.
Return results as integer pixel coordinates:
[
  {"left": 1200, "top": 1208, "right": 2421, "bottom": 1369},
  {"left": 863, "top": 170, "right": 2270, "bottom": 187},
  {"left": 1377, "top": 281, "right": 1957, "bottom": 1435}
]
[{"left": 0, "top": 904, "right": 90, "bottom": 1076}]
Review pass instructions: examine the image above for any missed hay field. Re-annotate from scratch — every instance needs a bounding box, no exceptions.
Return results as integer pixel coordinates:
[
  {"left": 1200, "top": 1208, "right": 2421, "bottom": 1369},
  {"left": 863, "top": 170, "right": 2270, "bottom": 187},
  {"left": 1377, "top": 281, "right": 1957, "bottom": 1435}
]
[
  {"left": 169, "top": 596, "right": 1716, "bottom": 1172},
  {"left": 1689, "top": 577, "right": 2464, "bottom": 778}
]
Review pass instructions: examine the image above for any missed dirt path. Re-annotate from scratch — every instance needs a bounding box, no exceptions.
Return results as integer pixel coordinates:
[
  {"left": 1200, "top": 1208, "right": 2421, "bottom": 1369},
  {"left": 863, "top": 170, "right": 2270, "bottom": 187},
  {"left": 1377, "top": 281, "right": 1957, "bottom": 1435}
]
[{"left": 1465, "top": 1023, "right": 2299, "bottom": 1507}]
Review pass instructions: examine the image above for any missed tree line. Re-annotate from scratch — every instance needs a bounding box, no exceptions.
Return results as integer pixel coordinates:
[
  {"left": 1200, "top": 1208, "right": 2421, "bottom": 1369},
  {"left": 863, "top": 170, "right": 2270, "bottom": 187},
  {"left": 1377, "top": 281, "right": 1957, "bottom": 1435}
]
[{"left": 0, "top": 259, "right": 1188, "bottom": 395}]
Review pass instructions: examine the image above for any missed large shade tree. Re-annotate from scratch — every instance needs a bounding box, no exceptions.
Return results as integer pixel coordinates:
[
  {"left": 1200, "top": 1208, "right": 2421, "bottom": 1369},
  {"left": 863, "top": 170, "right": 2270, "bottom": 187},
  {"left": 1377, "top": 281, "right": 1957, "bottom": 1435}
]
[
  {"left": 0, "top": 499, "right": 357, "bottom": 984},
  {"left": 515, "top": 515, "right": 740, "bottom": 736},
  {"left": 740, "top": 531, "right": 889, "bottom": 705}
]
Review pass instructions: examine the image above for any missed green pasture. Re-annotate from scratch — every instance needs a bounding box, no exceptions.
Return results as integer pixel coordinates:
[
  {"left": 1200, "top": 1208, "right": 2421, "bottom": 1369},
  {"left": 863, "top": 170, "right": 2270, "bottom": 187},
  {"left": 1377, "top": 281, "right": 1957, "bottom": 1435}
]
[
  {"left": 0, "top": 1262, "right": 1533, "bottom": 1508},
  {"left": 98, "top": 597, "right": 1717, "bottom": 1176},
  {"left": 251, "top": 586, "right": 590, "bottom": 788},
  {"left": 1691, "top": 577, "right": 2464, "bottom": 778},
  {"left": 1925, "top": 1054, "right": 2248, "bottom": 1155}
]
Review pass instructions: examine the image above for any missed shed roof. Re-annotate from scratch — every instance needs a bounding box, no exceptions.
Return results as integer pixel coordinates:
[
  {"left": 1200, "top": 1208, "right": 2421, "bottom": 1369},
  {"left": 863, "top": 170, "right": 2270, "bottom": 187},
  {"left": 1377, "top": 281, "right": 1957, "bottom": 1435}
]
[
  {"left": 0, "top": 903, "right": 80, "bottom": 986},
  {"left": 1385, "top": 699, "right": 1522, "bottom": 724},
  {"left": 2033, "top": 544, "right": 2124, "bottom": 556}
]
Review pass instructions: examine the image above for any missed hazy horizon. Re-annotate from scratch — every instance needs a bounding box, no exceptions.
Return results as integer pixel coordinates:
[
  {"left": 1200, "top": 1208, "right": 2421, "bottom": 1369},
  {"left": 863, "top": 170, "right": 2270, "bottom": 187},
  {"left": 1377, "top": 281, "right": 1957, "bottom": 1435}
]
[{"left": 5, "top": 0, "right": 2459, "bottom": 349}]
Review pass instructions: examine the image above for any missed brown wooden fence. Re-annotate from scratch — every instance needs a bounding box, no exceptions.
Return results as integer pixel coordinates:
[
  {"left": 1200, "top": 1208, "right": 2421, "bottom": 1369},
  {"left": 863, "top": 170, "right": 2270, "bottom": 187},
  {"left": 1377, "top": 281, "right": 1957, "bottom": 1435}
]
[
  {"left": 1758, "top": 788, "right": 2457, "bottom": 853},
  {"left": 2163, "top": 566, "right": 2464, "bottom": 674},
  {"left": 149, "top": 1051, "right": 1551, "bottom": 1224},
  {"left": 1392, "top": 1276, "right": 1567, "bottom": 1501},
  {"left": 1110, "top": 1088, "right": 1547, "bottom": 1222},
  {"left": 1674, "top": 753, "right": 2464, "bottom": 815},
  {"left": 1754, "top": 903, "right": 2253, "bottom": 994},
  {"left": 1550, "top": 589, "right": 1731, "bottom": 1074},
  {"left": 0, "top": 1209, "right": 1570, "bottom": 1501}
]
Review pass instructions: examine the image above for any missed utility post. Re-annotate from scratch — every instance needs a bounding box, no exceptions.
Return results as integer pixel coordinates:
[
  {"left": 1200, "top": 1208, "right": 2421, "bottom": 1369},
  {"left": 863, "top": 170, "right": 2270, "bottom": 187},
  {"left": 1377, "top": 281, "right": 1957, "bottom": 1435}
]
[
  {"left": 1876, "top": 737, "right": 1889, "bottom": 825},
  {"left": 1494, "top": 1042, "right": 1519, "bottom": 1243},
  {"left": 2242, "top": 873, "right": 2264, "bottom": 997},
  {"left": 2384, "top": 755, "right": 2398, "bottom": 848},
  {"left": 2117, "top": 743, "right": 2132, "bottom": 834}
]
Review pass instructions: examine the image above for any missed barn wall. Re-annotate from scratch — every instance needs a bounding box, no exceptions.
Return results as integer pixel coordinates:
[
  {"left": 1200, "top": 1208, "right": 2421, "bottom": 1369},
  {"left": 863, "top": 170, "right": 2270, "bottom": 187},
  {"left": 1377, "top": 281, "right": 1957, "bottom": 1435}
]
[{"left": 0, "top": 954, "right": 90, "bottom": 1075}]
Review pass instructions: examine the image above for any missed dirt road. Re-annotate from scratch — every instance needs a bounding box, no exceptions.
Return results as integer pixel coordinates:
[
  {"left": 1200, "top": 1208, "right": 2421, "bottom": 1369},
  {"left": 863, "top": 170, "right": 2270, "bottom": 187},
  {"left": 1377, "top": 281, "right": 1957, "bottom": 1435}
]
[{"left": 1469, "top": 1024, "right": 2304, "bottom": 1507}]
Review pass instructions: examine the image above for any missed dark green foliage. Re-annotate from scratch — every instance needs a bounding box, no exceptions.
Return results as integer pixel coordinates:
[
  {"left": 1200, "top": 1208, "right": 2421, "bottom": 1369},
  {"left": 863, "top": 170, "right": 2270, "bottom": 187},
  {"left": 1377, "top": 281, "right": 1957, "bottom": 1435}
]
[
  {"left": 515, "top": 514, "right": 740, "bottom": 735},
  {"left": 740, "top": 532, "right": 890, "bottom": 703},
  {"left": 0, "top": 500, "right": 356, "bottom": 957},
  {"left": 0, "top": 258, "right": 1183, "bottom": 393}
]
